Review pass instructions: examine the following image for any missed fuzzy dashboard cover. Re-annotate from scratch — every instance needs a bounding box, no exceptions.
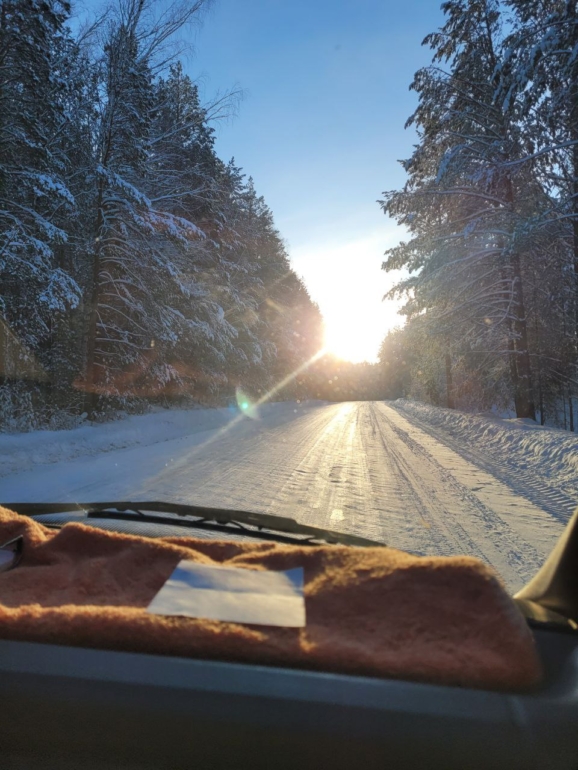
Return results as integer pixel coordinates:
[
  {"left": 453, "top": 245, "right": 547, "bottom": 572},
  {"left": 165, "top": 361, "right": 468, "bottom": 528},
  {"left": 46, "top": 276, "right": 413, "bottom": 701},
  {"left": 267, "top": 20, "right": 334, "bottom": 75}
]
[{"left": 0, "top": 507, "right": 541, "bottom": 690}]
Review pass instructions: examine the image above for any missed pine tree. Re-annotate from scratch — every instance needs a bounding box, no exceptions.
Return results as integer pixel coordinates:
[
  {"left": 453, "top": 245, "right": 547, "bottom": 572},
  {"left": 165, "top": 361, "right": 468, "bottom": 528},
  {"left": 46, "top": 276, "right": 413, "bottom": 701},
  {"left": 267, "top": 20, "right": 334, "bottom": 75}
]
[
  {"left": 499, "top": 0, "right": 578, "bottom": 425},
  {"left": 381, "top": 0, "right": 537, "bottom": 417},
  {"left": 83, "top": 0, "right": 213, "bottom": 411},
  {"left": 0, "top": 2, "right": 80, "bottom": 361},
  {"left": 0, "top": 0, "right": 82, "bottom": 426}
]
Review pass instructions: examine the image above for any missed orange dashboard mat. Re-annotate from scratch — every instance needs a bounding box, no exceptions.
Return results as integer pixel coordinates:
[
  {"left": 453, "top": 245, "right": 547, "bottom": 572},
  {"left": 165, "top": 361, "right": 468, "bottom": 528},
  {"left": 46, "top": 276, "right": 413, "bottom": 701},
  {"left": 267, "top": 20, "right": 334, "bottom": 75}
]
[{"left": 0, "top": 506, "right": 541, "bottom": 690}]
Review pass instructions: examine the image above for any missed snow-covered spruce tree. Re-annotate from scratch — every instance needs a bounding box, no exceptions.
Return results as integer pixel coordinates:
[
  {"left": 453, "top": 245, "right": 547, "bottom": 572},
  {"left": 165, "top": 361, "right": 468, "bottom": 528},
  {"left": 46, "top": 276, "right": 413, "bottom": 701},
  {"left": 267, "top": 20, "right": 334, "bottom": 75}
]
[
  {"left": 152, "top": 62, "right": 222, "bottom": 225},
  {"left": 381, "top": 0, "right": 537, "bottom": 418},
  {"left": 40, "top": 24, "right": 103, "bottom": 420},
  {"left": 208, "top": 165, "right": 279, "bottom": 397},
  {"left": 146, "top": 63, "right": 241, "bottom": 401},
  {"left": 265, "top": 272, "right": 325, "bottom": 399},
  {"left": 83, "top": 0, "right": 213, "bottom": 414},
  {"left": 220, "top": 171, "right": 324, "bottom": 400},
  {"left": 498, "top": 0, "right": 578, "bottom": 427},
  {"left": 236, "top": 180, "right": 324, "bottom": 398},
  {"left": 184, "top": 159, "right": 324, "bottom": 402},
  {"left": 0, "top": 0, "right": 81, "bottom": 426}
]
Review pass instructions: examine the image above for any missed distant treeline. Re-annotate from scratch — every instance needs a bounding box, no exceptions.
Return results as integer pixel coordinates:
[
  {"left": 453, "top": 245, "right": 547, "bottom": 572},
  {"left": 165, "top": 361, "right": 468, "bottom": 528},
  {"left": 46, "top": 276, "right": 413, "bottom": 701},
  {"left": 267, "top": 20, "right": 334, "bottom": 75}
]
[{"left": 267, "top": 356, "right": 385, "bottom": 403}]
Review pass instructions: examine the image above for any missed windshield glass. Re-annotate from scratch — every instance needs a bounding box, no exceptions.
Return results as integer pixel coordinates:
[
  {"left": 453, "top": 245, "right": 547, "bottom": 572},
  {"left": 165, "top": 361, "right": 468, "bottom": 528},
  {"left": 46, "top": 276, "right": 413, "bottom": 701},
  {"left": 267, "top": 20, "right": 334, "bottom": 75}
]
[{"left": 0, "top": 0, "right": 577, "bottom": 594}]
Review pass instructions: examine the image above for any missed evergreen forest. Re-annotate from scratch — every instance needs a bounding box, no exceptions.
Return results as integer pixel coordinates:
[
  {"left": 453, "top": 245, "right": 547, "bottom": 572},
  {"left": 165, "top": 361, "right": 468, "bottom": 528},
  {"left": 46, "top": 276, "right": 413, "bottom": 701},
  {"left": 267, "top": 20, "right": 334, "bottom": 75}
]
[
  {"left": 0, "top": 0, "right": 323, "bottom": 429},
  {"left": 379, "top": 0, "right": 578, "bottom": 430}
]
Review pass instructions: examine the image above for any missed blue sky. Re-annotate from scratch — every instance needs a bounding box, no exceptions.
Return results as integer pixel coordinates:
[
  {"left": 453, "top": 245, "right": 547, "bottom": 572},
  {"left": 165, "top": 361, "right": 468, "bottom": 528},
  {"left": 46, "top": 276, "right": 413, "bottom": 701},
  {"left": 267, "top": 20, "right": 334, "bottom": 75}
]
[{"left": 187, "top": 0, "right": 446, "bottom": 361}]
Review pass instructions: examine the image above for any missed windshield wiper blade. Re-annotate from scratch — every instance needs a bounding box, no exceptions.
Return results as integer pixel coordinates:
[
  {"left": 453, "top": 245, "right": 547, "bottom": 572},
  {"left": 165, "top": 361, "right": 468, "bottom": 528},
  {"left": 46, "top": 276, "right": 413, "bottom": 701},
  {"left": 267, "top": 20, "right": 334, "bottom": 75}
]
[{"left": 5, "top": 501, "right": 384, "bottom": 548}]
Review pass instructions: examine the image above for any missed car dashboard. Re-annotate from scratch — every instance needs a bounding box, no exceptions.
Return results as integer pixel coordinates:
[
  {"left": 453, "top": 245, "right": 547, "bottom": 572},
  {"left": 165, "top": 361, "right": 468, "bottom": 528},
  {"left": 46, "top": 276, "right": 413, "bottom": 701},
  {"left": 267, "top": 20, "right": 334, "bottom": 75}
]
[
  {"left": 1, "top": 624, "right": 578, "bottom": 770},
  {"left": 2, "top": 508, "right": 578, "bottom": 770}
]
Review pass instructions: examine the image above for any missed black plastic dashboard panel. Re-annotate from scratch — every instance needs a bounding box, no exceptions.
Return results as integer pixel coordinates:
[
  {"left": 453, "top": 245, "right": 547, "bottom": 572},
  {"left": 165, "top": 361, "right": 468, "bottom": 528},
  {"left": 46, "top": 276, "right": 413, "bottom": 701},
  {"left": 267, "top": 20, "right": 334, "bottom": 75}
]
[{"left": 1, "top": 629, "right": 577, "bottom": 770}]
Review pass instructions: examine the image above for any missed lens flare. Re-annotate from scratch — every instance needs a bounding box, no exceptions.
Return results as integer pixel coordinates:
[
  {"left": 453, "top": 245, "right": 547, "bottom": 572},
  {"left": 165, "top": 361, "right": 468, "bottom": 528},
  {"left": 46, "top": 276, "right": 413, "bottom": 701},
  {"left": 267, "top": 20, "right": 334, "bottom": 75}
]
[
  {"left": 236, "top": 388, "right": 259, "bottom": 419},
  {"left": 140, "top": 348, "right": 329, "bottom": 491}
]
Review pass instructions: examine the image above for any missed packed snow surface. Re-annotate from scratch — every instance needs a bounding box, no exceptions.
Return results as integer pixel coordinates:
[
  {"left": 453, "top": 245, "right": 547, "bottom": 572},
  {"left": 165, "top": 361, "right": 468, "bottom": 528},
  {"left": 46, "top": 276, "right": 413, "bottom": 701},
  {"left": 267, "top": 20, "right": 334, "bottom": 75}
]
[
  {"left": 1, "top": 400, "right": 576, "bottom": 592},
  {"left": 0, "top": 402, "right": 315, "bottom": 479},
  {"left": 393, "top": 399, "right": 578, "bottom": 519}
]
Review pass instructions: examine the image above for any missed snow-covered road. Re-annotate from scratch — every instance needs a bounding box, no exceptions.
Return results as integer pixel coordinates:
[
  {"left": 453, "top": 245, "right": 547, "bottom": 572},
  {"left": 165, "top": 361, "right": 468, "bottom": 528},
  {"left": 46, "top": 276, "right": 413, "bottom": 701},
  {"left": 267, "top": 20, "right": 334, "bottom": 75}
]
[{"left": 1, "top": 401, "right": 574, "bottom": 592}]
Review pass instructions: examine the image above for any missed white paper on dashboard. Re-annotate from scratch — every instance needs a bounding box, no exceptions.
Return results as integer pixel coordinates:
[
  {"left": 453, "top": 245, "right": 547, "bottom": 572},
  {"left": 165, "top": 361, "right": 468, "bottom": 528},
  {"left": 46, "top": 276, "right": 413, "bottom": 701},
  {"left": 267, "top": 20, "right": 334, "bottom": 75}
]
[{"left": 147, "top": 561, "right": 305, "bottom": 627}]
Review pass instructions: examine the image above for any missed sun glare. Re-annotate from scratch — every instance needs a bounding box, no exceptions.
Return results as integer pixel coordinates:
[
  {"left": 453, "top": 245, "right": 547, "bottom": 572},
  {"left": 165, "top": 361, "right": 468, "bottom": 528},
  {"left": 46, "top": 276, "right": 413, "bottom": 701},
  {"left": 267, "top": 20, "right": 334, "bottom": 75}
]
[
  {"left": 322, "top": 296, "right": 403, "bottom": 363},
  {"left": 324, "top": 321, "right": 379, "bottom": 363},
  {"left": 291, "top": 232, "right": 405, "bottom": 365}
]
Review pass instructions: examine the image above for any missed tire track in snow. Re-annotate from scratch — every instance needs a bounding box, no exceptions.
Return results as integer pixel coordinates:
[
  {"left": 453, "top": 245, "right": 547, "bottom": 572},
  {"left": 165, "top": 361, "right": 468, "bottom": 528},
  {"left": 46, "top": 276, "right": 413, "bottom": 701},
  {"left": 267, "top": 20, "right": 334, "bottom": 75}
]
[
  {"left": 363, "top": 404, "right": 487, "bottom": 562},
  {"left": 373, "top": 403, "right": 561, "bottom": 587},
  {"left": 269, "top": 403, "right": 388, "bottom": 543},
  {"left": 391, "top": 402, "right": 577, "bottom": 524},
  {"left": 270, "top": 402, "right": 537, "bottom": 589}
]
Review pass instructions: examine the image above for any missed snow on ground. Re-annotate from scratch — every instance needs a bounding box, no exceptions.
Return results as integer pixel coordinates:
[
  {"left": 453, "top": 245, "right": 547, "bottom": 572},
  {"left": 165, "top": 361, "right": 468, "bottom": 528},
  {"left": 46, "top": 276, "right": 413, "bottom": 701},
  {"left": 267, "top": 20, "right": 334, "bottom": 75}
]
[
  {"left": 0, "top": 399, "right": 575, "bottom": 593},
  {"left": 391, "top": 399, "right": 578, "bottom": 523},
  {"left": 0, "top": 400, "right": 323, "bottom": 479}
]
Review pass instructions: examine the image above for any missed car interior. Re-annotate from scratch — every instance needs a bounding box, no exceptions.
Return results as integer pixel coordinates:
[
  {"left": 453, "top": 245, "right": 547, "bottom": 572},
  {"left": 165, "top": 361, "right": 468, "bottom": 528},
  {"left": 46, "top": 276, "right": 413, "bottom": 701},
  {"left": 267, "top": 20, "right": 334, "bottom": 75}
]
[{"left": 0, "top": 503, "right": 577, "bottom": 770}]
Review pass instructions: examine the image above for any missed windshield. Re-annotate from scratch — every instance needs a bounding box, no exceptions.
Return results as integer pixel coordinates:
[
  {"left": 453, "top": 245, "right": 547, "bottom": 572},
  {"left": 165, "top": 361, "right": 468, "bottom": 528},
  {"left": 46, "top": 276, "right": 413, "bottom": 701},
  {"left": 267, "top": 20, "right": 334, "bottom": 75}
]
[{"left": 0, "top": 0, "right": 577, "bottom": 595}]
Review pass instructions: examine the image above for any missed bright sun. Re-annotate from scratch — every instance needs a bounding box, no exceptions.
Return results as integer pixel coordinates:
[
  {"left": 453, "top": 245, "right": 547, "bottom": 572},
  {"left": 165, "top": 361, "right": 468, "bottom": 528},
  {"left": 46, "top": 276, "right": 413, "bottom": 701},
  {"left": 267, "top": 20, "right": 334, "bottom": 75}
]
[
  {"left": 323, "top": 317, "right": 381, "bottom": 363},
  {"left": 291, "top": 232, "right": 405, "bottom": 365},
  {"left": 322, "top": 289, "right": 404, "bottom": 363}
]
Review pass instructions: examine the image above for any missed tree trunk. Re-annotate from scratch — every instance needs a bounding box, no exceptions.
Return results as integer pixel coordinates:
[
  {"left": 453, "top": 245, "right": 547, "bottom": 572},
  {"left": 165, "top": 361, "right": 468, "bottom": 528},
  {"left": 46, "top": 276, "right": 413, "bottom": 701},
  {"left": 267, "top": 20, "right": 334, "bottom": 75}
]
[
  {"left": 560, "top": 382, "right": 567, "bottom": 430},
  {"left": 537, "top": 354, "right": 545, "bottom": 425},
  {"left": 84, "top": 182, "right": 105, "bottom": 417},
  {"left": 570, "top": 1, "right": 578, "bottom": 429},
  {"left": 503, "top": 174, "right": 536, "bottom": 420},
  {"left": 445, "top": 351, "right": 454, "bottom": 409},
  {"left": 570, "top": 0, "right": 578, "bottom": 339},
  {"left": 507, "top": 334, "right": 520, "bottom": 410},
  {"left": 510, "top": 253, "right": 535, "bottom": 419}
]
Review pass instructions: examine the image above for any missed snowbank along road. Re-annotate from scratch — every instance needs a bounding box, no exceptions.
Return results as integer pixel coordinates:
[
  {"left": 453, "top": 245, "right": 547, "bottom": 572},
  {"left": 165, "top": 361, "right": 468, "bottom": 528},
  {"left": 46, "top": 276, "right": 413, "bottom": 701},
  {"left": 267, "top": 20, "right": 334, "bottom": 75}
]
[{"left": 1, "top": 400, "right": 576, "bottom": 593}]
